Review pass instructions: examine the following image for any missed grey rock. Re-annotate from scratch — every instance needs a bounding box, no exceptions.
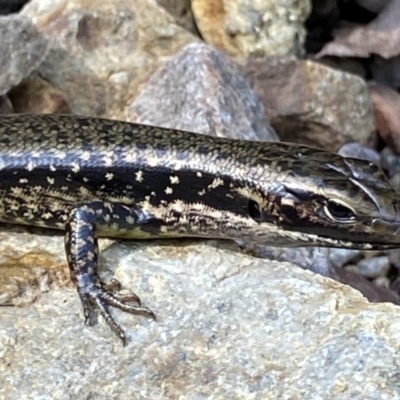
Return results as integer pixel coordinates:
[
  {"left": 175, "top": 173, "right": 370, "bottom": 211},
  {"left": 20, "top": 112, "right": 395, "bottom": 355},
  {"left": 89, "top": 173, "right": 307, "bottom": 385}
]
[
  {"left": 2, "top": 227, "right": 400, "bottom": 399},
  {"left": 356, "top": 256, "right": 390, "bottom": 279},
  {"left": 0, "top": 14, "right": 48, "bottom": 96},
  {"left": 381, "top": 146, "right": 400, "bottom": 178},
  {"left": 329, "top": 248, "right": 361, "bottom": 268},
  {"left": 338, "top": 142, "right": 381, "bottom": 166},
  {"left": 388, "top": 248, "right": 400, "bottom": 269},
  {"left": 129, "top": 42, "right": 278, "bottom": 141},
  {"left": 242, "top": 244, "right": 331, "bottom": 277}
]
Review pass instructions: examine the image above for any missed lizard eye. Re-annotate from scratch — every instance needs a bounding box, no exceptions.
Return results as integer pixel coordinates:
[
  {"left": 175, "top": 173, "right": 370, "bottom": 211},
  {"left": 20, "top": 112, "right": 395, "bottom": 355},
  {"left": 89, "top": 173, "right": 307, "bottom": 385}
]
[{"left": 324, "top": 199, "right": 355, "bottom": 222}]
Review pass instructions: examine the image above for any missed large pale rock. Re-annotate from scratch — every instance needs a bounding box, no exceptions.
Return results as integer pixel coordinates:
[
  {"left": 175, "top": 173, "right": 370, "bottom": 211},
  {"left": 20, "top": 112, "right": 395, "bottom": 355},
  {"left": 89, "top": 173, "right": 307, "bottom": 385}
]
[
  {"left": 129, "top": 43, "right": 278, "bottom": 141},
  {"left": 245, "top": 57, "right": 374, "bottom": 150},
  {"left": 0, "top": 14, "right": 48, "bottom": 96},
  {"left": 21, "top": 0, "right": 198, "bottom": 119},
  {"left": 192, "top": 0, "right": 311, "bottom": 61},
  {"left": 1, "top": 227, "right": 400, "bottom": 399}
]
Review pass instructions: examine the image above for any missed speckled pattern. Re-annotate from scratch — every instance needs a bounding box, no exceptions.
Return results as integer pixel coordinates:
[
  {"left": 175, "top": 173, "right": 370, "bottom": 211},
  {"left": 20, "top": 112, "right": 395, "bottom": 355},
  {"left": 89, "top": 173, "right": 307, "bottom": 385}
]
[{"left": 0, "top": 113, "right": 400, "bottom": 342}]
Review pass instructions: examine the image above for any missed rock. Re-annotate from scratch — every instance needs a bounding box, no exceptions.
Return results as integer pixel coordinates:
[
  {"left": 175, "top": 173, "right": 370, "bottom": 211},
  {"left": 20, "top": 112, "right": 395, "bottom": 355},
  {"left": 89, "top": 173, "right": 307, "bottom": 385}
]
[
  {"left": 245, "top": 57, "right": 374, "bottom": 151},
  {"left": 317, "top": 0, "right": 400, "bottom": 59},
  {"left": 129, "top": 42, "right": 278, "bottom": 141},
  {"left": 388, "top": 248, "right": 400, "bottom": 270},
  {"left": 0, "top": 14, "right": 48, "bottom": 96},
  {"left": 330, "top": 264, "right": 400, "bottom": 305},
  {"left": 9, "top": 76, "right": 71, "bottom": 114},
  {"left": 21, "top": 0, "right": 198, "bottom": 120},
  {"left": 390, "top": 173, "right": 400, "bottom": 193},
  {"left": 369, "top": 83, "right": 400, "bottom": 154},
  {"left": 192, "top": 0, "right": 311, "bottom": 62},
  {"left": 0, "top": 95, "right": 13, "bottom": 114},
  {"left": 338, "top": 142, "right": 381, "bottom": 166},
  {"left": 242, "top": 244, "right": 331, "bottom": 277},
  {"left": 373, "top": 276, "right": 390, "bottom": 288},
  {"left": 156, "top": 0, "right": 199, "bottom": 35},
  {"left": 1, "top": 227, "right": 400, "bottom": 398},
  {"left": 356, "top": 256, "right": 390, "bottom": 279},
  {"left": 329, "top": 248, "right": 361, "bottom": 269},
  {"left": 381, "top": 146, "right": 400, "bottom": 177}
]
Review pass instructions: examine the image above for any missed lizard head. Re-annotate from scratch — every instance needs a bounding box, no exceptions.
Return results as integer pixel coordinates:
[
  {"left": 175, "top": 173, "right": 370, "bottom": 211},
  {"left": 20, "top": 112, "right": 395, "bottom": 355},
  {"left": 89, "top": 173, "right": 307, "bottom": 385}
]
[{"left": 245, "top": 143, "right": 400, "bottom": 250}]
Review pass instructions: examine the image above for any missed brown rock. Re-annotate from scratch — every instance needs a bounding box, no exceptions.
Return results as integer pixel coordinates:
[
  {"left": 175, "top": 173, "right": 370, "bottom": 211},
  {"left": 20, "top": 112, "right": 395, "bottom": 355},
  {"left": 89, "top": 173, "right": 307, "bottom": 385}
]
[
  {"left": 317, "top": 0, "right": 400, "bottom": 59},
  {"left": 245, "top": 56, "right": 374, "bottom": 150},
  {"left": 0, "top": 14, "right": 48, "bottom": 96},
  {"left": 9, "top": 76, "right": 70, "bottom": 114},
  {"left": 192, "top": 0, "right": 311, "bottom": 62},
  {"left": 369, "top": 83, "right": 400, "bottom": 154},
  {"left": 330, "top": 265, "right": 400, "bottom": 305},
  {"left": 129, "top": 43, "right": 278, "bottom": 141},
  {"left": 21, "top": 0, "right": 198, "bottom": 120}
]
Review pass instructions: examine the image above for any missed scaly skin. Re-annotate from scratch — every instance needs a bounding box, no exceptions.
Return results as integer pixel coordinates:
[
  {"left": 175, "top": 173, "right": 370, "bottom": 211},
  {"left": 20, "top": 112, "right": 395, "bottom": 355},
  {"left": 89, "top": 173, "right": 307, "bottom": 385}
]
[{"left": 0, "top": 113, "right": 399, "bottom": 343}]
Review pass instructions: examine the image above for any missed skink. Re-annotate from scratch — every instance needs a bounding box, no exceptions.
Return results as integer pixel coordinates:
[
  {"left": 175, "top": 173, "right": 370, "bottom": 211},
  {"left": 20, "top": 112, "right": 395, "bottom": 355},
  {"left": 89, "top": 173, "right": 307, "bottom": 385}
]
[{"left": 0, "top": 113, "right": 399, "bottom": 343}]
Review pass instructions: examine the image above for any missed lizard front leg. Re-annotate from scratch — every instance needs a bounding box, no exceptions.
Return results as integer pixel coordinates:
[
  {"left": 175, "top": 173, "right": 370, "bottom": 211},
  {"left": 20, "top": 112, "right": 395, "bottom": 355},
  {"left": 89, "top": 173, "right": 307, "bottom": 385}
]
[{"left": 64, "top": 203, "right": 156, "bottom": 345}]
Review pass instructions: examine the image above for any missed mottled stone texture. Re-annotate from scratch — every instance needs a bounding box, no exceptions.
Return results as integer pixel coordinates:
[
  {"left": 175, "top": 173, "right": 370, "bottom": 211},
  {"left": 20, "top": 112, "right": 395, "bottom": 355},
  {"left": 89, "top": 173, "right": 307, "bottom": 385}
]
[
  {"left": 192, "top": 0, "right": 312, "bottom": 61},
  {"left": 21, "top": 0, "right": 198, "bottom": 119},
  {"left": 0, "top": 14, "right": 48, "bottom": 96},
  {"left": 245, "top": 57, "right": 374, "bottom": 151},
  {"left": 1, "top": 231, "right": 400, "bottom": 399},
  {"left": 129, "top": 43, "right": 278, "bottom": 141}
]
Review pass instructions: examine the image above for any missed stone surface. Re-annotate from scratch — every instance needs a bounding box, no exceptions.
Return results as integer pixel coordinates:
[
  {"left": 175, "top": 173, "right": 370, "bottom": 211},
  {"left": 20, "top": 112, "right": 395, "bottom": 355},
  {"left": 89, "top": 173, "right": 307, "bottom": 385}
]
[
  {"left": 338, "top": 142, "right": 381, "bottom": 166},
  {"left": 329, "top": 248, "right": 360, "bottom": 269},
  {"left": 21, "top": 0, "right": 198, "bottom": 120},
  {"left": 9, "top": 75, "right": 71, "bottom": 114},
  {"left": 330, "top": 264, "right": 400, "bottom": 305},
  {"left": 388, "top": 248, "right": 400, "bottom": 270},
  {"left": 0, "top": 13, "right": 48, "bottom": 96},
  {"left": 156, "top": 0, "right": 199, "bottom": 35},
  {"left": 317, "top": 0, "right": 400, "bottom": 59},
  {"left": 1, "top": 227, "right": 400, "bottom": 399},
  {"left": 356, "top": 256, "right": 390, "bottom": 279},
  {"left": 369, "top": 82, "right": 400, "bottom": 154},
  {"left": 245, "top": 57, "right": 374, "bottom": 150},
  {"left": 129, "top": 42, "right": 278, "bottom": 141},
  {"left": 242, "top": 244, "right": 331, "bottom": 277},
  {"left": 0, "top": 95, "right": 13, "bottom": 114},
  {"left": 192, "top": 0, "right": 311, "bottom": 61},
  {"left": 381, "top": 146, "right": 400, "bottom": 178}
]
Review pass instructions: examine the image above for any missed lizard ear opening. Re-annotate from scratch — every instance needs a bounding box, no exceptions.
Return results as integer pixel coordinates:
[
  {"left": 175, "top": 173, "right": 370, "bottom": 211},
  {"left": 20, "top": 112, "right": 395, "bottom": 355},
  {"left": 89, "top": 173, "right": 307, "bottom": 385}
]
[{"left": 248, "top": 200, "right": 262, "bottom": 222}]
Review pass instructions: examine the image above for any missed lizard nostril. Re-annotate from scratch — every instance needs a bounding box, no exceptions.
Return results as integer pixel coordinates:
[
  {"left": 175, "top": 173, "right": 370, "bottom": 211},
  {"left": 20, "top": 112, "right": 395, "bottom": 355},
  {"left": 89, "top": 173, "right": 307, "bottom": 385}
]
[{"left": 248, "top": 200, "right": 262, "bottom": 222}]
